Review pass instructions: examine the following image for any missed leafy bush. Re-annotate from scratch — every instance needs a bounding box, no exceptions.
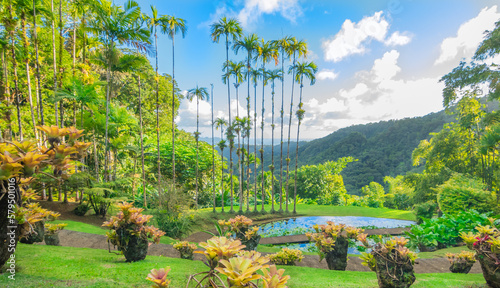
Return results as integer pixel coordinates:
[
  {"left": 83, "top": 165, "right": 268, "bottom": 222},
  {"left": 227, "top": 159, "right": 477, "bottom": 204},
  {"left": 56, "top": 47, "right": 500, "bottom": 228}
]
[
  {"left": 413, "top": 201, "right": 437, "bottom": 224},
  {"left": 361, "top": 182, "right": 385, "bottom": 208},
  {"left": 269, "top": 248, "right": 304, "bottom": 266},
  {"left": 219, "top": 215, "right": 261, "bottom": 251},
  {"left": 435, "top": 174, "right": 495, "bottom": 215},
  {"left": 173, "top": 241, "right": 197, "bottom": 260},
  {"left": 152, "top": 210, "right": 194, "bottom": 240},
  {"left": 73, "top": 203, "right": 90, "bottom": 216},
  {"left": 405, "top": 209, "right": 491, "bottom": 250}
]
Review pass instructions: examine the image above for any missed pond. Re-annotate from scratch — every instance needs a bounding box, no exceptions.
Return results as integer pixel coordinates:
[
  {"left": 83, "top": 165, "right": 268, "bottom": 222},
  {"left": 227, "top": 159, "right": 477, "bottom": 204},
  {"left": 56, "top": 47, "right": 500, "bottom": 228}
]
[{"left": 258, "top": 216, "right": 415, "bottom": 238}]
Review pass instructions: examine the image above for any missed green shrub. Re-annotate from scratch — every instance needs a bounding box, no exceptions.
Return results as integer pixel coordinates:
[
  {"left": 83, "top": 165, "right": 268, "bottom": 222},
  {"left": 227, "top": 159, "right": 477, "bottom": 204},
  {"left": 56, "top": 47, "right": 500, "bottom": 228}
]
[
  {"left": 269, "top": 248, "right": 304, "bottom": 266},
  {"left": 435, "top": 174, "right": 495, "bottom": 215},
  {"left": 413, "top": 201, "right": 437, "bottom": 225},
  {"left": 152, "top": 210, "right": 194, "bottom": 240},
  {"left": 73, "top": 203, "right": 90, "bottom": 216}
]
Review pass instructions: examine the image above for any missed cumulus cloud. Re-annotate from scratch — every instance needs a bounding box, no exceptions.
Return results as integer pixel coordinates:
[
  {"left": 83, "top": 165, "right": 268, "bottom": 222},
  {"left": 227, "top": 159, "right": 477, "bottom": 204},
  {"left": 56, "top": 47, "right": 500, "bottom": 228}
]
[
  {"left": 322, "top": 11, "right": 412, "bottom": 62},
  {"left": 435, "top": 6, "right": 500, "bottom": 65},
  {"left": 385, "top": 31, "right": 412, "bottom": 46},
  {"left": 316, "top": 69, "right": 339, "bottom": 81},
  {"left": 238, "top": 0, "right": 303, "bottom": 28},
  {"left": 302, "top": 50, "right": 444, "bottom": 138}
]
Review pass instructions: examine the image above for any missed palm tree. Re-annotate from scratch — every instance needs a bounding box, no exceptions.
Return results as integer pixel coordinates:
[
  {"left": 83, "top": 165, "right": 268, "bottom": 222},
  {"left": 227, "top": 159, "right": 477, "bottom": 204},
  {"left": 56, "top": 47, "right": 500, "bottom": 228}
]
[
  {"left": 233, "top": 33, "right": 259, "bottom": 212},
  {"left": 50, "top": 0, "right": 58, "bottom": 127},
  {"left": 32, "top": 0, "right": 44, "bottom": 130},
  {"left": 272, "top": 36, "right": 293, "bottom": 212},
  {"left": 145, "top": 5, "right": 168, "bottom": 206},
  {"left": 162, "top": 14, "right": 187, "bottom": 203},
  {"left": 257, "top": 39, "right": 278, "bottom": 212},
  {"left": 291, "top": 61, "right": 317, "bottom": 214},
  {"left": 210, "top": 16, "right": 242, "bottom": 213},
  {"left": 215, "top": 117, "right": 228, "bottom": 212},
  {"left": 187, "top": 86, "right": 209, "bottom": 209},
  {"left": 285, "top": 37, "right": 307, "bottom": 213},
  {"left": 89, "top": 0, "right": 150, "bottom": 188},
  {"left": 223, "top": 60, "right": 245, "bottom": 212},
  {"left": 249, "top": 68, "right": 261, "bottom": 211},
  {"left": 267, "top": 68, "right": 282, "bottom": 212}
]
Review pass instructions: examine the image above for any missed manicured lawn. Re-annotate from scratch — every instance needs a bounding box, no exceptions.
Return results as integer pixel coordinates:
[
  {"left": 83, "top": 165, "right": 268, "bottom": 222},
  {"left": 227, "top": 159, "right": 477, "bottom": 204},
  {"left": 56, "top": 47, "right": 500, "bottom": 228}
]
[
  {"left": 52, "top": 220, "right": 179, "bottom": 246},
  {"left": 0, "top": 244, "right": 485, "bottom": 288}
]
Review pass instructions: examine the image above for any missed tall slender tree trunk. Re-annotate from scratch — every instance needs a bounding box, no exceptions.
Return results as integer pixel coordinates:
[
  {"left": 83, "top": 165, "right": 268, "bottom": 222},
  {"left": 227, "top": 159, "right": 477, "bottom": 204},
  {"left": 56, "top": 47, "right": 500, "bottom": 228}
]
[
  {"left": 72, "top": 12, "right": 77, "bottom": 126},
  {"left": 226, "top": 34, "right": 234, "bottom": 213},
  {"left": 195, "top": 97, "right": 200, "bottom": 209},
  {"left": 51, "top": 0, "right": 58, "bottom": 126},
  {"left": 211, "top": 84, "right": 216, "bottom": 212},
  {"left": 33, "top": 0, "right": 44, "bottom": 130},
  {"left": 1, "top": 49, "right": 13, "bottom": 141},
  {"left": 271, "top": 79, "right": 276, "bottom": 213},
  {"left": 285, "top": 53, "right": 297, "bottom": 213},
  {"left": 293, "top": 80, "right": 304, "bottom": 214},
  {"left": 58, "top": 0, "right": 64, "bottom": 128},
  {"left": 253, "top": 82, "right": 258, "bottom": 212},
  {"left": 104, "top": 39, "right": 113, "bottom": 187},
  {"left": 154, "top": 26, "right": 160, "bottom": 208},
  {"left": 260, "top": 67, "right": 265, "bottom": 213},
  {"left": 279, "top": 50, "right": 285, "bottom": 213},
  {"left": 138, "top": 75, "right": 146, "bottom": 208},
  {"left": 170, "top": 32, "right": 176, "bottom": 205},
  {"left": 8, "top": 0, "right": 22, "bottom": 141},
  {"left": 236, "top": 85, "right": 243, "bottom": 214},
  {"left": 220, "top": 128, "right": 225, "bottom": 213},
  {"left": 21, "top": 14, "right": 38, "bottom": 141}
]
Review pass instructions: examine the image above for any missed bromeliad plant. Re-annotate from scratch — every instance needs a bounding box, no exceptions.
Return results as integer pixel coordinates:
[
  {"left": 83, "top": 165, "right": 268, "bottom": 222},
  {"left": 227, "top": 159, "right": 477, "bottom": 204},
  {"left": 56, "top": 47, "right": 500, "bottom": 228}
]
[
  {"left": 268, "top": 248, "right": 304, "bottom": 266},
  {"left": 306, "top": 222, "right": 363, "bottom": 270},
  {"left": 44, "top": 223, "right": 68, "bottom": 246},
  {"left": 219, "top": 215, "right": 261, "bottom": 251},
  {"left": 102, "top": 202, "right": 165, "bottom": 262},
  {"left": 173, "top": 241, "right": 197, "bottom": 260},
  {"left": 446, "top": 251, "right": 476, "bottom": 274},
  {"left": 146, "top": 267, "right": 171, "bottom": 288},
  {"left": 189, "top": 236, "right": 291, "bottom": 288},
  {"left": 359, "top": 235, "right": 417, "bottom": 288},
  {"left": 461, "top": 221, "right": 500, "bottom": 287}
]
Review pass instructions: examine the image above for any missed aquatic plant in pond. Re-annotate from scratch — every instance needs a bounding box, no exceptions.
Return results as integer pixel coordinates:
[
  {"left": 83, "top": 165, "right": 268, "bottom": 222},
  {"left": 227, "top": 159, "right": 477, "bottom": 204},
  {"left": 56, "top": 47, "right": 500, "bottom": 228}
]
[{"left": 259, "top": 216, "right": 414, "bottom": 238}]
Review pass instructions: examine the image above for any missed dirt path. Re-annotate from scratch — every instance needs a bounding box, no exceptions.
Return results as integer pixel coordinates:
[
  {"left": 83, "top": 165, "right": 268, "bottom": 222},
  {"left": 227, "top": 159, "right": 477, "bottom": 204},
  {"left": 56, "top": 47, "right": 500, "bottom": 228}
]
[{"left": 37, "top": 230, "right": 482, "bottom": 274}]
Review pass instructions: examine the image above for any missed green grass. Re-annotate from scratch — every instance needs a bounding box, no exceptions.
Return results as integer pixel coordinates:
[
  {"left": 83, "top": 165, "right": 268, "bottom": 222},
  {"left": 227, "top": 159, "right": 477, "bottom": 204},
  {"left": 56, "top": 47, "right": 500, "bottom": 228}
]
[
  {"left": 52, "top": 220, "right": 179, "bottom": 246},
  {"left": 0, "top": 244, "right": 485, "bottom": 288}
]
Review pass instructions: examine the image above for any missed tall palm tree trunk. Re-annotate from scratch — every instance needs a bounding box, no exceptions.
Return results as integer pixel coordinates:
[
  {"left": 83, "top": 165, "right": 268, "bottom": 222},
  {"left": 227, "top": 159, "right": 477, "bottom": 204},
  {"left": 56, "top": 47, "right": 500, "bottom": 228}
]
[
  {"left": 271, "top": 80, "right": 276, "bottom": 213},
  {"left": 236, "top": 85, "right": 243, "bottom": 213},
  {"left": 33, "top": 0, "right": 43, "bottom": 130},
  {"left": 138, "top": 74, "right": 146, "bottom": 208},
  {"left": 293, "top": 80, "right": 304, "bottom": 214},
  {"left": 104, "top": 39, "right": 113, "bottom": 186},
  {"left": 51, "top": 0, "right": 58, "bottom": 127},
  {"left": 195, "top": 96, "right": 200, "bottom": 209},
  {"left": 279, "top": 51, "right": 285, "bottom": 213},
  {"left": 8, "top": 0, "right": 22, "bottom": 140},
  {"left": 2, "top": 48, "right": 13, "bottom": 141},
  {"left": 285, "top": 54, "right": 297, "bottom": 213},
  {"left": 253, "top": 82, "right": 258, "bottom": 212},
  {"left": 154, "top": 25, "right": 160, "bottom": 208},
  {"left": 211, "top": 84, "right": 216, "bottom": 212},
  {"left": 220, "top": 128, "right": 225, "bottom": 213},
  {"left": 58, "top": 0, "right": 64, "bottom": 128},
  {"left": 225, "top": 34, "right": 234, "bottom": 213},
  {"left": 21, "top": 14, "right": 38, "bottom": 141},
  {"left": 261, "top": 68, "right": 265, "bottom": 213}
]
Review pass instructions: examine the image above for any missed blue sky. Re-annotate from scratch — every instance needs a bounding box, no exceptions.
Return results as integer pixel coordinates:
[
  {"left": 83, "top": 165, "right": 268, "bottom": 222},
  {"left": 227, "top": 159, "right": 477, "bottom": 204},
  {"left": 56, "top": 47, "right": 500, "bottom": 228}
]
[{"left": 119, "top": 0, "right": 500, "bottom": 140}]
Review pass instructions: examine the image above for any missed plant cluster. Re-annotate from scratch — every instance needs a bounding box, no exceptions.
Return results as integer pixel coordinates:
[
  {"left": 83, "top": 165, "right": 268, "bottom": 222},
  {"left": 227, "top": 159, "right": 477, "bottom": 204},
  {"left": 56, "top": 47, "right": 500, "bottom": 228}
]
[
  {"left": 306, "top": 222, "right": 363, "bottom": 262},
  {"left": 102, "top": 202, "right": 165, "bottom": 261},
  {"left": 268, "top": 247, "right": 304, "bottom": 266},
  {"left": 146, "top": 267, "right": 171, "bottom": 288},
  {"left": 173, "top": 241, "right": 197, "bottom": 260},
  {"left": 191, "top": 236, "right": 290, "bottom": 288},
  {"left": 219, "top": 216, "right": 261, "bottom": 250},
  {"left": 359, "top": 235, "right": 418, "bottom": 288},
  {"left": 405, "top": 209, "right": 491, "bottom": 250},
  {"left": 44, "top": 223, "right": 67, "bottom": 235}
]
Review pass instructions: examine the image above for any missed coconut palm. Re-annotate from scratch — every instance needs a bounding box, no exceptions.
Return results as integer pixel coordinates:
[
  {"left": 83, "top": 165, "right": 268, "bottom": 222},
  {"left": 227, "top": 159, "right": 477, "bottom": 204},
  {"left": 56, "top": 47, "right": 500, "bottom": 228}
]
[
  {"left": 272, "top": 36, "right": 293, "bottom": 212},
  {"left": 249, "top": 68, "right": 261, "bottom": 211},
  {"left": 161, "top": 14, "right": 187, "bottom": 202},
  {"left": 187, "top": 86, "right": 209, "bottom": 209},
  {"left": 210, "top": 16, "right": 242, "bottom": 213},
  {"left": 215, "top": 117, "right": 228, "bottom": 212},
  {"left": 291, "top": 61, "right": 317, "bottom": 214},
  {"left": 89, "top": 0, "right": 150, "bottom": 187},
  {"left": 267, "top": 68, "right": 283, "bottom": 212},
  {"left": 257, "top": 39, "right": 278, "bottom": 212},
  {"left": 285, "top": 37, "right": 307, "bottom": 213}
]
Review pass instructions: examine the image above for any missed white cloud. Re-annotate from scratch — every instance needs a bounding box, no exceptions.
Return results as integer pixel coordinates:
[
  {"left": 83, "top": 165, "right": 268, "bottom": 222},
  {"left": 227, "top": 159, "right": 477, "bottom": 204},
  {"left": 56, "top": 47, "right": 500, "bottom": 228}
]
[
  {"left": 322, "top": 11, "right": 389, "bottom": 62},
  {"left": 435, "top": 6, "right": 500, "bottom": 65},
  {"left": 371, "top": 50, "right": 401, "bottom": 83},
  {"left": 238, "top": 0, "right": 303, "bottom": 28},
  {"left": 385, "top": 31, "right": 412, "bottom": 46},
  {"left": 317, "top": 69, "right": 339, "bottom": 81}
]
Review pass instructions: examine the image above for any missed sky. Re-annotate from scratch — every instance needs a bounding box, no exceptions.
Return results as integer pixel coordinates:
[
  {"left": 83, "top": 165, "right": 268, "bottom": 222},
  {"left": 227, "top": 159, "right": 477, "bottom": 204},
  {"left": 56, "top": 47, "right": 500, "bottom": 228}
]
[{"left": 118, "top": 0, "right": 500, "bottom": 141}]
